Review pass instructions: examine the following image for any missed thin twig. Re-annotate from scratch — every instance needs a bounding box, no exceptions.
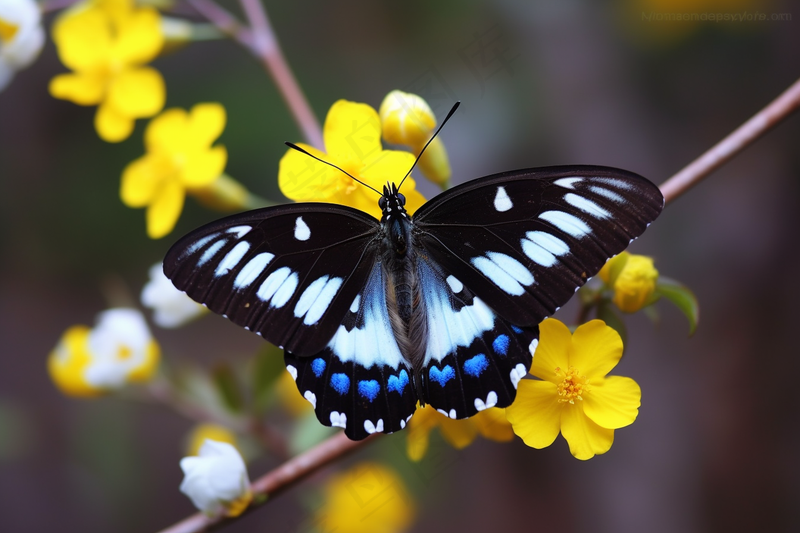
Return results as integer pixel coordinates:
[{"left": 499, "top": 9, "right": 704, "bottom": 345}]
[
  {"left": 238, "top": 0, "right": 324, "bottom": 149},
  {"left": 660, "top": 76, "right": 800, "bottom": 204},
  {"left": 157, "top": 432, "right": 376, "bottom": 533}
]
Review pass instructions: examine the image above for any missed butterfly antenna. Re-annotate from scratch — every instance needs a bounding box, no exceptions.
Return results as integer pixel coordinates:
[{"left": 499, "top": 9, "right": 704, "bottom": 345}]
[
  {"left": 397, "top": 101, "right": 461, "bottom": 191},
  {"left": 284, "top": 142, "right": 382, "bottom": 196}
]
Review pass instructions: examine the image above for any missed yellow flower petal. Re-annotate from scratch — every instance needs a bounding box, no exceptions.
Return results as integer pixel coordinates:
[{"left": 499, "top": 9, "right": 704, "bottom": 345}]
[
  {"left": 48, "top": 72, "right": 106, "bottom": 105},
  {"left": 324, "top": 100, "right": 383, "bottom": 162},
  {"left": 474, "top": 408, "right": 514, "bottom": 442},
  {"left": 126, "top": 339, "right": 160, "bottom": 382},
  {"left": 528, "top": 318, "right": 572, "bottom": 383},
  {"left": 506, "top": 379, "right": 562, "bottom": 449},
  {"left": 48, "top": 325, "right": 101, "bottom": 397},
  {"left": 405, "top": 405, "right": 437, "bottom": 462},
  {"left": 361, "top": 149, "right": 416, "bottom": 186},
  {"left": 52, "top": 7, "right": 112, "bottom": 72},
  {"left": 583, "top": 375, "right": 641, "bottom": 429},
  {"left": 146, "top": 178, "right": 184, "bottom": 239},
  {"left": 106, "top": 66, "right": 165, "bottom": 118},
  {"left": 379, "top": 90, "right": 436, "bottom": 147},
  {"left": 560, "top": 403, "right": 614, "bottom": 460},
  {"left": 120, "top": 154, "right": 161, "bottom": 207},
  {"left": 278, "top": 143, "right": 342, "bottom": 203},
  {"left": 188, "top": 102, "right": 226, "bottom": 147},
  {"left": 183, "top": 145, "right": 227, "bottom": 188},
  {"left": 113, "top": 6, "right": 163, "bottom": 65},
  {"left": 570, "top": 320, "right": 623, "bottom": 379},
  {"left": 145, "top": 107, "right": 189, "bottom": 152},
  {"left": 95, "top": 102, "right": 135, "bottom": 142},
  {"left": 417, "top": 137, "right": 451, "bottom": 187},
  {"left": 439, "top": 416, "right": 478, "bottom": 449}
]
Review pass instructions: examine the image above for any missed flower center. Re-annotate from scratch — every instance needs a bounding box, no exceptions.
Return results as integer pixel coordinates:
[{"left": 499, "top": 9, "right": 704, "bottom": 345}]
[
  {"left": 116, "top": 345, "right": 133, "bottom": 360},
  {"left": 0, "top": 17, "right": 19, "bottom": 44},
  {"left": 555, "top": 366, "right": 589, "bottom": 404}
]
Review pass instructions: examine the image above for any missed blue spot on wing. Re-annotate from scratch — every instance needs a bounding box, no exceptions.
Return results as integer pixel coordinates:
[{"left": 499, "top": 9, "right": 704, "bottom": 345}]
[
  {"left": 492, "top": 335, "right": 509, "bottom": 356},
  {"left": 311, "top": 358, "right": 326, "bottom": 377},
  {"left": 430, "top": 365, "right": 455, "bottom": 387},
  {"left": 463, "top": 354, "right": 488, "bottom": 377},
  {"left": 330, "top": 373, "right": 350, "bottom": 395},
  {"left": 510, "top": 325, "right": 523, "bottom": 334},
  {"left": 387, "top": 370, "right": 409, "bottom": 394},
  {"left": 358, "top": 380, "right": 380, "bottom": 402}
]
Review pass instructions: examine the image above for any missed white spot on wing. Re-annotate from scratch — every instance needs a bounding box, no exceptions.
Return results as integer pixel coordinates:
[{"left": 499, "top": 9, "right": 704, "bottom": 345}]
[
  {"left": 510, "top": 364, "right": 527, "bottom": 389},
  {"left": 197, "top": 239, "right": 226, "bottom": 267},
  {"left": 330, "top": 411, "right": 347, "bottom": 428},
  {"left": 471, "top": 252, "right": 533, "bottom": 296},
  {"left": 554, "top": 177, "right": 582, "bottom": 189},
  {"left": 294, "top": 216, "right": 310, "bottom": 241},
  {"left": 364, "top": 419, "right": 384, "bottom": 434},
  {"left": 271, "top": 272, "right": 298, "bottom": 308},
  {"left": 589, "top": 186, "right": 625, "bottom": 203},
  {"left": 493, "top": 186, "right": 512, "bottom": 212},
  {"left": 529, "top": 338, "right": 539, "bottom": 356},
  {"left": 565, "top": 193, "right": 610, "bottom": 219},
  {"left": 446, "top": 275, "right": 463, "bottom": 293},
  {"left": 596, "top": 177, "right": 634, "bottom": 190},
  {"left": 286, "top": 365, "right": 297, "bottom": 380},
  {"left": 474, "top": 391, "right": 498, "bottom": 411},
  {"left": 256, "top": 267, "right": 298, "bottom": 307},
  {"left": 214, "top": 241, "right": 251, "bottom": 277},
  {"left": 539, "top": 211, "right": 591, "bottom": 238},
  {"left": 349, "top": 294, "right": 361, "bottom": 313},
  {"left": 304, "top": 390, "right": 317, "bottom": 408},
  {"left": 303, "top": 277, "right": 343, "bottom": 325},
  {"left": 184, "top": 233, "right": 220, "bottom": 258},
  {"left": 521, "top": 231, "right": 570, "bottom": 267},
  {"left": 234, "top": 252, "right": 274, "bottom": 289},
  {"left": 227, "top": 225, "right": 252, "bottom": 238}
]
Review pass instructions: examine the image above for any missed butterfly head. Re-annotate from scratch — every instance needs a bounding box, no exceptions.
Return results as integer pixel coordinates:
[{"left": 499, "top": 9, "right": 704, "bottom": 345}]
[{"left": 379, "top": 182, "right": 408, "bottom": 222}]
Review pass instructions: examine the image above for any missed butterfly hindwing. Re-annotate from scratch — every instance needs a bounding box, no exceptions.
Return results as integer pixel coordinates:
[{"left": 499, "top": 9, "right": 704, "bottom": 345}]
[
  {"left": 414, "top": 166, "right": 664, "bottom": 327},
  {"left": 164, "top": 204, "right": 380, "bottom": 356},
  {"left": 417, "top": 258, "right": 538, "bottom": 419},
  {"left": 284, "top": 263, "right": 418, "bottom": 440}
]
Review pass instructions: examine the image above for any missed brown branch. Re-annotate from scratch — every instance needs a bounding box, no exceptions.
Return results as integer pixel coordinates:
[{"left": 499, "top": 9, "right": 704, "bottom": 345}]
[
  {"left": 660, "top": 76, "right": 800, "bottom": 204},
  {"left": 187, "top": 0, "right": 323, "bottom": 149},
  {"left": 157, "top": 432, "right": 377, "bottom": 533}
]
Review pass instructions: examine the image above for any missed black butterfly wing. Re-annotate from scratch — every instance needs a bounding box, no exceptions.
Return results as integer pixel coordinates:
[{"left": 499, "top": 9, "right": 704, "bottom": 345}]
[
  {"left": 163, "top": 203, "right": 381, "bottom": 356},
  {"left": 416, "top": 257, "right": 538, "bottom": 419},
  {"left": 284, "top": 263, "right": 418, "bottom": 440},
  {"left": 413, "top": 166, "right": 664, "bottom": 327}
]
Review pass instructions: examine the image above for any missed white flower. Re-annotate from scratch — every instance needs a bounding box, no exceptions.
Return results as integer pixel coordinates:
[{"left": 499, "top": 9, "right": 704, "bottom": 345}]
[
  {"left": 0, "top": 0, "right": 44, "bottom": 91},
  {"left": 141, "top": 263, "right": 205, "bottom": 328},
  {"left": 84, "top": 308, "right": 158, "bottom": 388},
  {"left": 179, "top": 440, "right": 252, "bottom": 517}
]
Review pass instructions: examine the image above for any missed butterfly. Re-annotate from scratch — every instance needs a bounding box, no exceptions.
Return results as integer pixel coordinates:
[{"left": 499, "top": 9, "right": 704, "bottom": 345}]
[{"left": 164, "top": 102, "right": 664, "bottom": 440}]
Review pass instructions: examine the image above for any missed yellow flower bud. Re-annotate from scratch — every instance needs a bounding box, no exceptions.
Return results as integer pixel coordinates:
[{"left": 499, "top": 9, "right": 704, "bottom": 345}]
[
  {"left": 379, "top": 90, "right": 452, "bottom": 187},
  {"left": 610, "top": 254, "right": 659, "bottom": 313}
]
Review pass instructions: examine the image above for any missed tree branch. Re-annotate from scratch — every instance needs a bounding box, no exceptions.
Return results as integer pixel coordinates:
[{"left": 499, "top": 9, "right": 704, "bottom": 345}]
[
  {"left": 660, "top": 76, "right": 800, "bottom": 204},
  {"left": 157, "top": 432, "right": 376, "bottom": 533}
]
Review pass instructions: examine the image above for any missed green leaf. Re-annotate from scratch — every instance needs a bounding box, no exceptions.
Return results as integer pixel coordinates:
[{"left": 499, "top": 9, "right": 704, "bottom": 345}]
[
  {"left": 655, "top": 276, "right": 699, "bottom": 336},
  {"left": 212, "top": 363, "right": 244, "bottom": 413},
  {"left": 252, "top": 343, "right": 286, "bottom": 413},
  {"left": 596, "top": 301, "right": 628, "bottom": 348}
]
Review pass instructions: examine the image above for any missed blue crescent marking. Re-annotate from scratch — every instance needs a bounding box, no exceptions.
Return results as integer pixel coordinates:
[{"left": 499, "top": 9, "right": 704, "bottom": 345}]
[
  {"left": 429, "top": 365, "right": 455, "bottom": 387},
  {"left": 387, "top": 369, "right": 409, "bottom": 394},
  {"left": 492, "top": 335, "right": 510, "bottom": 356},
  {"left": 463, "top": 354, "right": 489, "bottom": 377},
  {"left": 330, "top": 373, "right": 350, "bottom": 395},
  {"left": 510, "top": 325, "right": 523, "bottom": 334},
  {"left": 358, "top": 380, "right": 380, "bottom": 402},
  {"left": 311, "top": 358, "right": 326, "bottom": 377}
]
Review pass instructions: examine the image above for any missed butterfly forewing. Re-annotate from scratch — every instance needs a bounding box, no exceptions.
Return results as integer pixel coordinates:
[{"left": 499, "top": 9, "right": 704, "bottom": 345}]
[
  {"left": 413, "top": 166, "right": 664, "bottom": 327},
  {"left": 164, "top": 203, "right": 381, "bottom": 356}
]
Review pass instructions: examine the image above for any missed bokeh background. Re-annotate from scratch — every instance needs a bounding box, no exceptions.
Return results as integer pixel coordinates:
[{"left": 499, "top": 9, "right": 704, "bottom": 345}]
[{"left": 1, "top": 0, "right": 799, "bottom": 531}]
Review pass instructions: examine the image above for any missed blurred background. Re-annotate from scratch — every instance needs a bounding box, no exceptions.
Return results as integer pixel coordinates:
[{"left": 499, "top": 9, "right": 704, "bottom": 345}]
[{"left": 1, "top": 0, "right": 799, "bottom": 531}]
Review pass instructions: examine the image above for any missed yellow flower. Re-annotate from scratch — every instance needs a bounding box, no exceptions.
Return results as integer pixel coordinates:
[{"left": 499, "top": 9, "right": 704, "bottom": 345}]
[
  {"left": 279, "top": 99, "right": 426, "bottom": 219},
  {"left": 49, "top": 0, "right": 165, "bottom": 142},
  {"left": 120, "top": 103, "right": 228, "bottom": 238},
  {"left": 599, "top": 252, "right": 659, "bottom": 313},
  {"left": 379, "top": 90, "right": 451, "bottom": 187},
  {"left": 406, "top": 404, "right": 514, "bottom": 462},
  {"left": 314, "top": 462, "right": 415, "bottom": 533},
  {"left": 506, "top": 319, "right": 641, "bottom": 460},
  {"left": 48, "top": 308, "right": 160, "bottom": 397},
  {"left": 186, "top": 423, "right": 239, "bottom": 456}
]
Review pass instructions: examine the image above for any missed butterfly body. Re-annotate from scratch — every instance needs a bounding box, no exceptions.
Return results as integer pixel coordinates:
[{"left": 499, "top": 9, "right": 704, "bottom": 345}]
[{"left": 165, "top": 166, "right": 663, "bottom": 440}]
